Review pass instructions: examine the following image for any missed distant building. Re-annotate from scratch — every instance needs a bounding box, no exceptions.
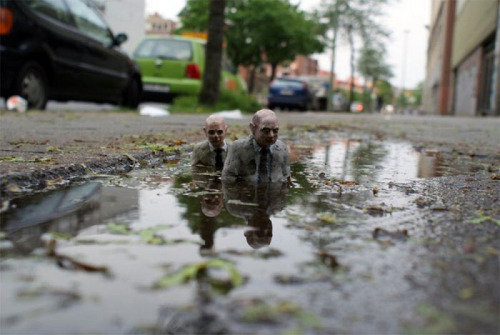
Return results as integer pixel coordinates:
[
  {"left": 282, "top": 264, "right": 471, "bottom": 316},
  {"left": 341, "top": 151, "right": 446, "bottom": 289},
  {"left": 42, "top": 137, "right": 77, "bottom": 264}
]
[
  {"left": 146, "top": 13, "right": 179, "bottom": 35},
  {"left": 279, "top": 55, "right": 319, "bottom": 77},
  {"left": 423, "top": 0, "right": 499, "bottom": 116},
  {"left": 93, "top": 0, "right": 145, "bottom": 55},
  {"left": 238, "top": 55, "right": 320, "bottom": 94}
]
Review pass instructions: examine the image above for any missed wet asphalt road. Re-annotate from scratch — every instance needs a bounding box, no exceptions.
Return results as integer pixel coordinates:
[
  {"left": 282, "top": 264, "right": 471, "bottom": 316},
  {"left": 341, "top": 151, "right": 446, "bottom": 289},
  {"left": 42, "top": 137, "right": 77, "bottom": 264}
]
[
  {"left": 1, "top": 106, "right": 499, "bottom": 196},
  {"left": 0, "top": 106, "right": 499, "bottom": 334}
]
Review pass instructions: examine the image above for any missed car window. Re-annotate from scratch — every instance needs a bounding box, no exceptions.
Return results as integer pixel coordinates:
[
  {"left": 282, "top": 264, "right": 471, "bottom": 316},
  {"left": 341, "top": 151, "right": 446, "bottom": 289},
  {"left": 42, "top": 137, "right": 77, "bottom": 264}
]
[
  {"left": 273, "top": 79, "right": 304, "bottom": 89},
  {"left": 134, "top": 39, "right": 192, "bottom": 61},
  {"left": 25, "top": 0, "right": 72, "bottom": 25},
  {"left": 65, "top": 0, "right": 113, "bottom": 46}
]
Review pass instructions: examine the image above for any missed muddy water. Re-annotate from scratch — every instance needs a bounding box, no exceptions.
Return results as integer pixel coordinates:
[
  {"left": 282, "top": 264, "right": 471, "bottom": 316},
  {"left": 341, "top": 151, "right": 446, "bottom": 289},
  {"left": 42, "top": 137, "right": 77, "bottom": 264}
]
[{"left": 0, "top": 135, "right": 465, "bottom": 334}]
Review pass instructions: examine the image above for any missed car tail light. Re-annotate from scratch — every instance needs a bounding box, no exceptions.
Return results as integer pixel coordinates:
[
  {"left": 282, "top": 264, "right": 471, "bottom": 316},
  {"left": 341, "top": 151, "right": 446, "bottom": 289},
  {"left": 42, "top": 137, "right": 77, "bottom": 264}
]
[
  {"left": 357, "top": 104, "right": 363, "bottom": 112},
  {"left": 185, "top": 63, "right": 201, "bottom": 79},
  {"left": 0, "top": 8, "right": 13, "bottom": 35}
]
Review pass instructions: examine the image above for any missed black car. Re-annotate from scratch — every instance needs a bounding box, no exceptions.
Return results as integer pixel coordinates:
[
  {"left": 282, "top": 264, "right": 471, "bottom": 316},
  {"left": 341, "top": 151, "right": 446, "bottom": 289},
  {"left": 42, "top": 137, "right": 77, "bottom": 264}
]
[{"left": 0, "top": 0, "right": 142, "bottom": 109}]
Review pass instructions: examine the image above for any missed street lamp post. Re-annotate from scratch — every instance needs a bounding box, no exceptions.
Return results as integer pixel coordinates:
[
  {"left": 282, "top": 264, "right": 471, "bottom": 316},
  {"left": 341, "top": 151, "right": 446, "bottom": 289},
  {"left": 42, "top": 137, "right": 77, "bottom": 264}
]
[{"left": 401, "top": 29, "right": 409, "bottom": 111}]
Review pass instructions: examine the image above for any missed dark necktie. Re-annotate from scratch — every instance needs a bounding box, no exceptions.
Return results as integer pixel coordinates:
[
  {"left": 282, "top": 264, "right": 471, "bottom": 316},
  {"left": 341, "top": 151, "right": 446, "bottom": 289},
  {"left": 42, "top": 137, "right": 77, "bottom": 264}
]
[
  {"left": 214, "top": 148, "right": 223, "bottom": 170},
  {"left": 258, "top": 147, "right": 269, "bottom": 181}
]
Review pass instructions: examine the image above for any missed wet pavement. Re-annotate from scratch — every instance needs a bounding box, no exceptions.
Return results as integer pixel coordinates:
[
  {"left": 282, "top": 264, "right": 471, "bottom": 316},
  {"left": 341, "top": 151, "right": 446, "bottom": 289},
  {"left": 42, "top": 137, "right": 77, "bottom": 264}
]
[{"left": 1, "top": 129, "right": 499, "bottom": 334}]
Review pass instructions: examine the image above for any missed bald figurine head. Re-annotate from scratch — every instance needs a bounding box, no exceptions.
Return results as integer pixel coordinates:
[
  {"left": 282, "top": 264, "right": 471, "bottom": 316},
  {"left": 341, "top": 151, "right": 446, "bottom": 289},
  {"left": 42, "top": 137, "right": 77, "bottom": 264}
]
[
  {"left": 203, "top": 114, "right": 228, "bottom": 149},
  {"left": 249, "top": 109, "right": 279, "bottom": 148}
]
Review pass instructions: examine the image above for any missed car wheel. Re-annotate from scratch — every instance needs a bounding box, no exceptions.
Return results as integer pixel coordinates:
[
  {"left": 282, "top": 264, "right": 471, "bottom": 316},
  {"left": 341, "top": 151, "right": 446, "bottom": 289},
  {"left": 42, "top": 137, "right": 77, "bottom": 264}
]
[
  {"left": 16, "top": 62, "right": 48, "bottom": 110},
  {"left": 268, "top": 104, "right": 275, "bottom": 110},
  {"left": 122, "top": 78, "right": 141, "bottom": 108}
]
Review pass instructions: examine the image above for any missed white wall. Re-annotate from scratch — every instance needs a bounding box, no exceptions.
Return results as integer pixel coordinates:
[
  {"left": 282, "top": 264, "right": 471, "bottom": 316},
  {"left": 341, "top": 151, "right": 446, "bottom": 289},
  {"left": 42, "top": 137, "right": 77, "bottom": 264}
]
[{"left": 100, "top": 0, "right": 145, "bottom": 56}]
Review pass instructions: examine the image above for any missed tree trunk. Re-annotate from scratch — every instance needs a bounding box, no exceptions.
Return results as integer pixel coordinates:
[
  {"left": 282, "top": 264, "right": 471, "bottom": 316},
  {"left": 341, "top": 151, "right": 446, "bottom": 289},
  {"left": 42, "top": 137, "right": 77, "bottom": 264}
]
[
  {"left": 248, "top": 66, "right": 257, "bottom": 94},
  {"left": 199, "top": 0, "right": 226, "bottom": 106},
  {"left": 270, "top": 63, "right": 278, "bottom": 82},
  {"left": 348, "top": 27, "right": 355, "bottom": 108}
]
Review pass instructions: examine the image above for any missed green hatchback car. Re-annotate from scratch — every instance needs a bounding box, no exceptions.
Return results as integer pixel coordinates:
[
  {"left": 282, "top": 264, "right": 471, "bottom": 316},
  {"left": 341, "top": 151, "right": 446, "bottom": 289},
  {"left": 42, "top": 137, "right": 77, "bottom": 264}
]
[{"left": 133, "top": 35, "right": 246, "bottom": 101}]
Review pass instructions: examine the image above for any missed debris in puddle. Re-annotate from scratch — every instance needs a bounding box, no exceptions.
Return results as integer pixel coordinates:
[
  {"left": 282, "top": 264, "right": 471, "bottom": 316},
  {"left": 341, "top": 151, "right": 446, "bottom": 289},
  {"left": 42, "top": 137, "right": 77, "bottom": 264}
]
[
  {"left": 223, "top": 248, "right": 283, "bottom": 259},
  {"left": 273, "top": 274, "right": 307, "bottom": 285},
  {"left": 317, "top": 251, "right": 339, "bottom": 269},
  {"left": 124, "top": 153, "right": 138, "bottom": 164},
  {"left": 17, "top": 286, "right": 81, "bottom": 307},
  {"left": 372, "top": 227, "right": 409, "bottom": 242},
  {"left": 372, "top": 185, "right": 379, "bottom": 195},
  {"left": 6, "top": 184, "right": 23, "bottom": 193},
  {"left": 491, "top": 173, "right": 500, "bottom": 180},
  {"left": 362, "top": 204, "right": 391, "bottom": 216},
  {"left": 45, "top": 176, "right": 67, "bottom": 188},
  {"left": 415, "top": 196, "right": 434, "bottom": 208},
  {"left": 46, "top": 239, "right": 109, "bottom": 273}
]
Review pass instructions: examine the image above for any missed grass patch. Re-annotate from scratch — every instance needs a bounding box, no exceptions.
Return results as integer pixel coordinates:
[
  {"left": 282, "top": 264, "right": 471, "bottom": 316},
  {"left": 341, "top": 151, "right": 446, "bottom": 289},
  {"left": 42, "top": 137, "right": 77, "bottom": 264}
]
[{"left": 169, "top": 90, "right": 262, "bottom": 114}]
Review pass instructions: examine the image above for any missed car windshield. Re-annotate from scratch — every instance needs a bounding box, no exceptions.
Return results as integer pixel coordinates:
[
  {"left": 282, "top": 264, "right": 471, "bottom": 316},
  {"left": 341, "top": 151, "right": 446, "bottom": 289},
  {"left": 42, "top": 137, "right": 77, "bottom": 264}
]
[
  {"left": 134, "top": 39, "right": 192, "bottom": 61},
  {"left": 272, "top": 79, "right": 304, "bottom": 88}
]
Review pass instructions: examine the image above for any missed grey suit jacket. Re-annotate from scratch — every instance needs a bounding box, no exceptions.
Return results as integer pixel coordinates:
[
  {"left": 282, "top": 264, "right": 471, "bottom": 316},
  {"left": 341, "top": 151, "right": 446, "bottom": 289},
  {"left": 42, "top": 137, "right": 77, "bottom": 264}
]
[
  {"left": 221, "top": 135, "right": 290, "bottom": 183},
  {"left": 191, "top": 140, "right": 228, "bottom": 167}
]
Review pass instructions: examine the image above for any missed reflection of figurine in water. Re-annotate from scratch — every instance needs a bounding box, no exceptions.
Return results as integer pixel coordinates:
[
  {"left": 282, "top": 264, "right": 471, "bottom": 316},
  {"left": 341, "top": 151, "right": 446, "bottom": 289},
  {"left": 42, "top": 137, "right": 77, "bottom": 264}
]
[
  {"left": 192, "top": 175, "right": 224, "bottom": 251},
  {"left": 200, "top": 179, "right": 224, "bottom": 218},
  {"left": 191, "top": 114, "right": 229, "bottom": 170},
  {"left": 244, "top": 208, "right": 273, "bottom": 249},
  {"left": 222, "top": 109, "right": 290, "bottom": 183},
  {"left": 223, "top": 181, "right": 287, "bottom": 249}
]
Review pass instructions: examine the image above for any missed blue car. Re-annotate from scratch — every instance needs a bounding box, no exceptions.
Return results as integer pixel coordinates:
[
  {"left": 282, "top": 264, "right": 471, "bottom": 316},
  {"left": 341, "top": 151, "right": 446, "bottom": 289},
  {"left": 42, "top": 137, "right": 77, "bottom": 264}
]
[{"left": 267, "top": 77, "right": 313, "bottom": 111}]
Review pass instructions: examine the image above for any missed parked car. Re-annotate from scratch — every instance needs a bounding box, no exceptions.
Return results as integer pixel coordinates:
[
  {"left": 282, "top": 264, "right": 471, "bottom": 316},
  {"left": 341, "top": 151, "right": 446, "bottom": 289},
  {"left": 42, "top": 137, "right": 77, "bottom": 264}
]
[
  {"left": 0, "top": 0, "right": 142, "bottom": 110},
  {"left": 294, "top": 76, "right": 330, "bottom": 110},
  {"left": 267, "top": 77, "right": 313, "bottom": 111},
  {"left": 133, "top": 35, "right": 246, "bottom": 101}
]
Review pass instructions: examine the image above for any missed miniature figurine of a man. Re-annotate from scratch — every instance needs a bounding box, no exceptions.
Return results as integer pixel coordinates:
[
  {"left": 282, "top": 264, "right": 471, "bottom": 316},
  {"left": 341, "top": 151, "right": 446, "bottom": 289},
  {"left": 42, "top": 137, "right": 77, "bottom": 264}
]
[
  {"left": 222, "top": 109, "right": 290, "bottom": 183},
  {"left": 191, "top": 114, "right": 229, "bottom": 170}
]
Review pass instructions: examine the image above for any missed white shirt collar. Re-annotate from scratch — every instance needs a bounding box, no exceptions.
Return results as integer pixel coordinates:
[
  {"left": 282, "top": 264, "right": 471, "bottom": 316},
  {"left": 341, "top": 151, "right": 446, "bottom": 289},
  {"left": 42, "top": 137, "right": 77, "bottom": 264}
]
[
  {"left": 252, "top": 138, "right": 274, "bottom": 154},
  {"left": 208, "top": 140, "right": 227, "bottom": 152}
]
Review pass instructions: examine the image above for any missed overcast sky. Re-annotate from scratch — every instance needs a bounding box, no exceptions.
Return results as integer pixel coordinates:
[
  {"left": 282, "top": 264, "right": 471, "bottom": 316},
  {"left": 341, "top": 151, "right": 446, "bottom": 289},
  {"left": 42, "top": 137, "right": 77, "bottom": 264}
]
[{"left": 145, "top": 0, "right": 431, "bottom": 89}]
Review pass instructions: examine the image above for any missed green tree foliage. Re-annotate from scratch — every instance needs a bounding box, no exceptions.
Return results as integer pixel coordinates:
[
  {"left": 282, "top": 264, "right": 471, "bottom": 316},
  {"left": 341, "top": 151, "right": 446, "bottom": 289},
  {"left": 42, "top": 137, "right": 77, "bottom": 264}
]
[
  {"left": 375, "top": 80, "right": 393, "bottom": 105},
  {"left": 411, "top": 82, "right": 423, "bottom": 107},
  {"left": 177, "top": 0, "right": 210, "bottom": 30},
  {"left": 358, "top": 46, "right": 392, "bottom": 84},
  {"left": 179, "top": 0, "right": 325, "bottom": 92},
  {"left": 357, "top": 45, "right": 393, "bottom": 111},
  {"left": 313, "top": 0, "right": 391, "bottom": 110}
]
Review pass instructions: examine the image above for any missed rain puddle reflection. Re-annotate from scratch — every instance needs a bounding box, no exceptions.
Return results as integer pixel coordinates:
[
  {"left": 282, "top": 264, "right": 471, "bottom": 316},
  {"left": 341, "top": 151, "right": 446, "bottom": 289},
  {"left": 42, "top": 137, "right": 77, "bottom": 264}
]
[{"left": 0, "top": 134, "right": 445, "bottom": 333}]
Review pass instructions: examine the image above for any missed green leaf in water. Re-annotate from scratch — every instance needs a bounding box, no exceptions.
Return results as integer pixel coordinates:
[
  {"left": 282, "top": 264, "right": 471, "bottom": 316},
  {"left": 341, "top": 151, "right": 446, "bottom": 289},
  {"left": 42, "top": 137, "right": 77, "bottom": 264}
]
[
  {"left": 0, "top": 156, "right": 25, "bottom": 162},
  {"left": 470, "top": 211, "right": 500, "bottom": 226},
  {"left": 50, "top": 231, "right": 73, "bottom": 240},
  {"left": 138, "top": 225, "right": 173, "bottom": 244},
  {"left": 319, "top": 213, "right": 335, "bottom": 224},
  {"left": 154, "top": 259, "right": 243, "bottom": 289},
  {"left": 107, "top": 222, "right": 132, "bottom": 235}
]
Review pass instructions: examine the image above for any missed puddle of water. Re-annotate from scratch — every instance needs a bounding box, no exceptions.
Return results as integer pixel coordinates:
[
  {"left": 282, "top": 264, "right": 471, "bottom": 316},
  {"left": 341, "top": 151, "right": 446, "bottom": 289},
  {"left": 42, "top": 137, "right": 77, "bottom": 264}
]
[
  {"left": 312, "top": 138, "right": 442, "bottom": 183},
  {"left": 0, "top": 135, "right": 444, "bottom": 333}
]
